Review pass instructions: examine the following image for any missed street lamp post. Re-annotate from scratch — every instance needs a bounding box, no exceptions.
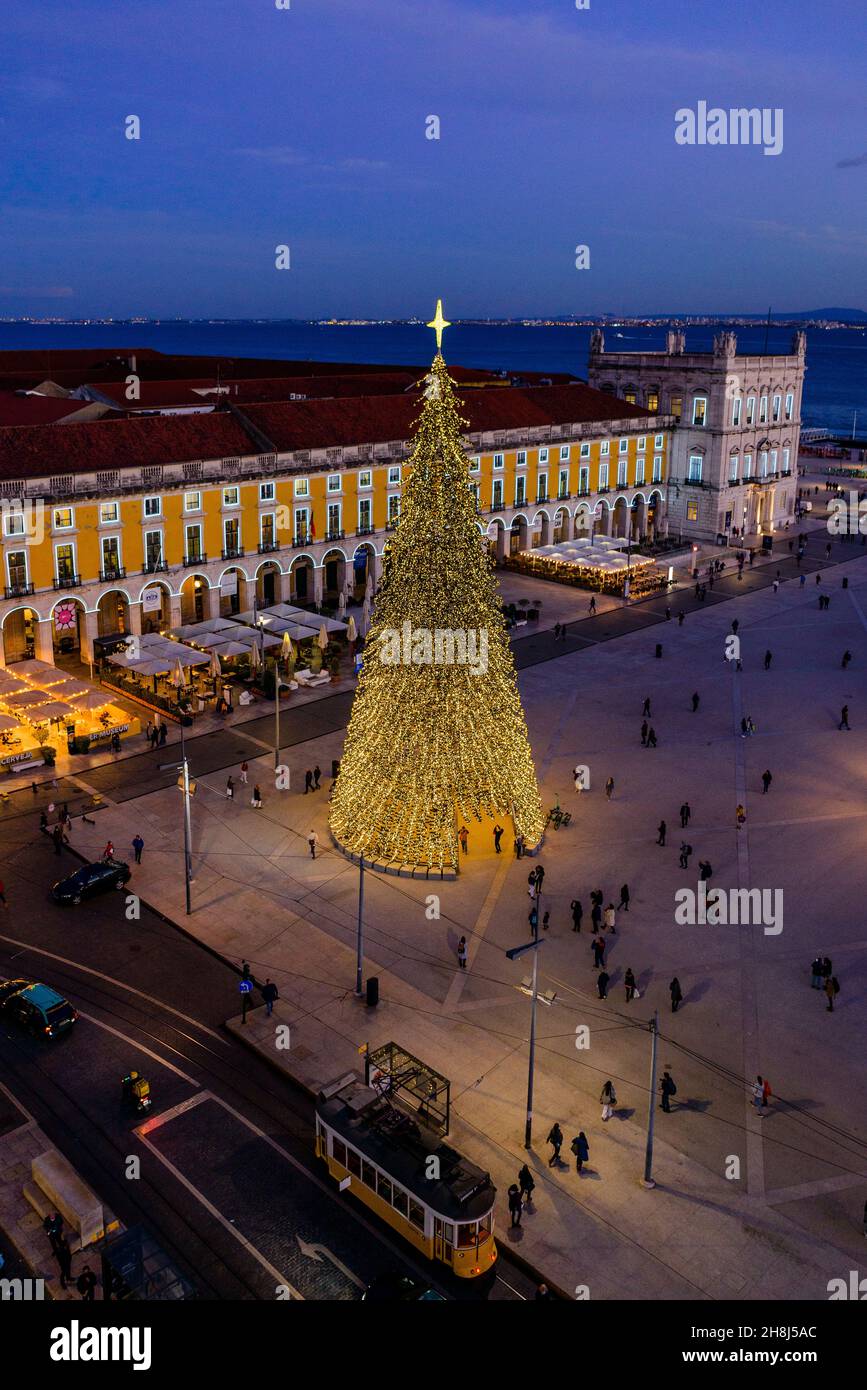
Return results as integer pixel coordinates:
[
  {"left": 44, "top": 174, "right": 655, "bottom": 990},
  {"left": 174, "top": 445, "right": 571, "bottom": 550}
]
[
  {"left": 506, "top": 911, "right": 544, "bottom": 1150},
  {"left": 159, "top": 721, "right": 194, "bottom": 916},
  {"left": 355, "top": 855, "right": 365, "bottom": 996},
  {"left": 642, "top": 1010, "right": 659, "bottom": 1188},
  {"left": 274, "top": 672, "right": 282, "bottom": 771}
]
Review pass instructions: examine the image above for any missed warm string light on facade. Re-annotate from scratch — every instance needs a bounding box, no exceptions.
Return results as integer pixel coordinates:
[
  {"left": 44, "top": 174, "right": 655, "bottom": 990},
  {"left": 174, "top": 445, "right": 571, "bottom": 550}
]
[{"left": 330, "top": 347, "right": 545, "bottom": 875}]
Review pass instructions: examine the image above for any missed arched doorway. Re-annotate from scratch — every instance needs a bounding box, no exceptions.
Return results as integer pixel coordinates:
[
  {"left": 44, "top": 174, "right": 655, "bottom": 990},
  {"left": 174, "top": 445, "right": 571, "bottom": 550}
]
[
  {"left": 218, "top": 568, "right": 245, "bottom": 618},
  {"left": 631, "top": 494, "right": 647, "bottom": 541},
  {"left": 290, "top": 555, "right": 314, "bottom": 604},
  {"left": 612, "top": 496, "right": 629, "bottom": 538},
  {"left": 351, "top": 545, "right": 374, "bottom": 601},
  {"left": 531, "top": 510, "right": 551, "bottom": 547},
  {"left": 647, "top": 490, "right": 663, "bottom": 540},
  {"left": 97, "top": 588, "right": 130, "bottom": 638},
  {"left": 592, "top": 502, "right": 612, "bottom": 537},
  {"left": 574, "top": 506, "right": 592, "bottom": 539},
  {"left": 50, "top": 596, "right": 86, "bottom": 660},
  {"left": 553, "top": 507, "right": 569, "bottom": 544},
  {"left": 487, "top": 519, "right": 507, "bottom": 563},
  {"left": 2, "top": 605, "right": 41, "bottom": 663},
  {"left": 139, "top": 582, "right": 171, "bottom": 634},
  {"left": 323, "top": 548, "right": 348, "bottom": 604},
  {"left": 510, "top": 514, "right": 528, "bottom": 555},
  {"left": 180, "top": 574, "right": 209, "bottom": 624},
  {"left": 256, "top": 561, "right": 281, "bottom": 609}
]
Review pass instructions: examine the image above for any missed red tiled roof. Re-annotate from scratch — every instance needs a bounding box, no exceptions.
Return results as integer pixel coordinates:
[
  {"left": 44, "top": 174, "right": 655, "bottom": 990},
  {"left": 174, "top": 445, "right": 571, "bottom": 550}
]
[
  {"left": 243, "top": 382, "right": 652, "bottom": 452},
  {"left": 0, "top": 392, "right": 101, "bottom": 427},
  {"left": 0, "top": 411, "right": 256, "bottom": 482}
]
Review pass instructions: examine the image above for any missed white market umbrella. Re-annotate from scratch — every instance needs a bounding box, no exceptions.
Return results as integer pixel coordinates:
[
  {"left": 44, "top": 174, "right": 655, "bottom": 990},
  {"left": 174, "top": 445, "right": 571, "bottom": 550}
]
[
  {"left": 280, "top": 632, "right": 292, "bottom": 660},
  {"left": 346, "top": 615, "right": 357, "bottom": 643},
  {"left": 170, "top": 660, "right": 187, "bottom": 690},
  {"left": 249, "top": 641, "right": 261, "bottom": 672},
  {"left": 29, "top": 700, "right": 75, "bottom": 721},
  {"left": 210, "top": 640, "right": 250, "bottom": 658},
  {"left": 68, "top": 689, "right": 113, "bottom": 711},
  {"left": 317, "top": 624, "right": 329, "bottom": 651},
  {"left": 4, "top": 690, "right": 47, "bottom": 707},
  {"left": 0, "top": 713, "right": 20, "bottom": 732},
  {"left": 209, "top": 651, "right": 222, "bottom": 678},
  {"left": 337, "top": 592, "right": 346, "bottom": 615}
]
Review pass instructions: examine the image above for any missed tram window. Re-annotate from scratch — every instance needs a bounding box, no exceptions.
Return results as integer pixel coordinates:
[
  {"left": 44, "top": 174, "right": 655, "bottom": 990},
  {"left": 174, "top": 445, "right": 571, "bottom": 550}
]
[
  {"left": 409, "top": 1200, "right": 425, "bottom": 1231},
  {"left": 440, "top": 1222, "right": 455, "bottom": 1246},
  {"left": 392, "top": 1187, "right": 409, "bottom": 1218},
  {"left": 456, "top": 1223, "right": 477, "bottom": 1247},
  {"left": 332, "top": 1138, "right": 347, "bottom": 1167},
  {"left": 377, "top": 1174, "right": 393, "bottom": 1204},
  {"left": 478, "top": 1215, "right": 491, "bottom": 1238},
  {"left": 347, "top": 1148, "right": 361, "bottom": 1177},
  {"left": 361, "top": 1161, "right": 377, "bottom": 1189}
]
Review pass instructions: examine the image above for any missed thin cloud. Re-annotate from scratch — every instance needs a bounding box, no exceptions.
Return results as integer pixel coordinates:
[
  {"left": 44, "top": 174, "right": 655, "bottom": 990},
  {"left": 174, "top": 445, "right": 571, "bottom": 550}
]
[
  {"left": 836, "top": 152, "right": 867, "bottom": 168},
  {"left": 0, "top": 285, "right": 74, "bottom": 298}
]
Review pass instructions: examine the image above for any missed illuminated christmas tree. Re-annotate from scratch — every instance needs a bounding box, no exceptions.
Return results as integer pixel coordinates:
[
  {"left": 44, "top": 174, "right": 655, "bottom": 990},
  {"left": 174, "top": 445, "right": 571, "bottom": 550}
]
[{"left": 329, "top": 301, "right": 545, "bottom": 876}]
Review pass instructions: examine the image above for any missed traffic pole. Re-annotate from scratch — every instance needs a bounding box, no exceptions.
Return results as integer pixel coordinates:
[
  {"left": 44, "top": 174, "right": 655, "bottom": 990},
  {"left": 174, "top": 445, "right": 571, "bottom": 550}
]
[
  {"left": 642, "top": 1009, "right": 659, "bottom": 1188},
  {"left": 355, "top": 855, "right": 365, "bottom": 996}
]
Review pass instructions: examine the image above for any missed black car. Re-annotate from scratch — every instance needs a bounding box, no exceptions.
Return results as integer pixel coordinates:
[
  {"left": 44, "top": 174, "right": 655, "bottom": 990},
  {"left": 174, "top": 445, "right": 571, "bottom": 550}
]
[
  {"left": 51, "top": 860, "right": 131, "bottom": 905},
  {"left": 0, "top": 978, "right": 31, "bottom": 1010}
]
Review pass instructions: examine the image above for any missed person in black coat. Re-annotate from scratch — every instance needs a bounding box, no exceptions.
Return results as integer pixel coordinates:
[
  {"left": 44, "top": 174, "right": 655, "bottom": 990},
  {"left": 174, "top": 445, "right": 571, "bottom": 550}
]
[
  {"left": 518, "top": 1163, "right": 535, "bottom": 1207},
  {"left": 570, "top": 899, "right": 583, "bottom": 932},
  {"left": 507, "top": 1184, "right": 523, "bottom": 1227},
  {"left": 669, "top": 977, "right": 683, "bottom": 1012}
]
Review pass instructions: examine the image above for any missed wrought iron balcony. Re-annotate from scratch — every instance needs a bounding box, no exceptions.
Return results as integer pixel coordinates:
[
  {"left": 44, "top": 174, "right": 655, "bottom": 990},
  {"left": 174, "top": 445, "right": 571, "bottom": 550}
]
[
  {"left": 490, "top": 501, "right": 505, "bottom": 512},
  {"left": 257, "top": 541, "right": 279, "bottom": 554},
  {"left": 221, "top": 546, "right": 245, "bottom": 560},
  {"left": 182, "top": 552, "right": 207, "bottom": 567},
  {"left": 356, "top": 525, "right": 375, "bottom": 536},
  {"left": 325, "top": 528, "right": 345, "bottom": 541},
  {"left": 4, "top": 581, "right": 33, "bottom": 599},
  {"left": 142, "top": 559, "right": 167, "bottom": 574},
  {"left": 384, "top": 519, "right": 399, "bottom": 531},
  {"left": 53, "top": 573, "right": 81, "bottom": 589},
  {"left": 99, "top": 566, "right": 126, "bottom": 582}
]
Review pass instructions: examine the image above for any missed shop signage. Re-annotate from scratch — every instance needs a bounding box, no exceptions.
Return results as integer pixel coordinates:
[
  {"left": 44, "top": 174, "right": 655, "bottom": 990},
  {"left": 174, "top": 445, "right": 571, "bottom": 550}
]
[
  {"left": 53, "top": 601, "right": 78, "bottom": 632},
  {"left": 1, "top": 749, "right": 42, "bottom": 766},
  {"left": 220, "top": 574, "right": 238, "bottom": 596},
  {"left": 88, "top": 723, "right": 130, "bottom": 742},
  {"left": 141, "top": 588, "right": 162, "bottom": 613}
]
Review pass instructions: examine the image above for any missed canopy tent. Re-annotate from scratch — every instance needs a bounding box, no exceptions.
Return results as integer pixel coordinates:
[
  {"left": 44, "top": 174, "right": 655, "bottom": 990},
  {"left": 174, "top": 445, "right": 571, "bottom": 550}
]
[
  {"left": 0, "top": 713, "right": 21, "bottom": 732},
  {"left": 8, "top": 659, "right": 62, "bottom": 682},
  {"left": 172, "top": 618, "right": 239, "bottom": 640},
  {"left": 67, "top": 689, "right": 115, "bottom": 711},
  {"left": 28, "top": 700, "right": 76, "bottom": 721},
  {"left": 3, "top": 690, "right": 49, "bottom": 707},
  {"left": 0, "top": 672, "right": 30, "bottom": 693},
  {"left": 208, "top": 640, "right": 252, "bottom": 658}
]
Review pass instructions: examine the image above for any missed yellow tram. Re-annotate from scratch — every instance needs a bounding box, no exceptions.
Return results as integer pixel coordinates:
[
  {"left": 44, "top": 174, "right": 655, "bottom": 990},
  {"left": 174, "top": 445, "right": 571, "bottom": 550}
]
[{"left": 315, "top": 1074, "right": 498, "bottom": 1279}]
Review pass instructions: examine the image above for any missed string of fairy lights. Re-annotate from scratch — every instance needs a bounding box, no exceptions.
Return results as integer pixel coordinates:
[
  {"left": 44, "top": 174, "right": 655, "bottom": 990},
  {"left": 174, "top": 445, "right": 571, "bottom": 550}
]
[{"left": 329, "top": 306, "right": 545, "bottom": 874}]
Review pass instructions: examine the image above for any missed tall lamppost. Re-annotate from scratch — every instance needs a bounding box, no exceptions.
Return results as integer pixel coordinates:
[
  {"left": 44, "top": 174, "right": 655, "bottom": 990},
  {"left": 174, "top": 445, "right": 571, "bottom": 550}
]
[
  {"left": 159, "top": 720, "right": 195, "bottom": 916},
  {"left": 506, "top": 910, "right": 544, "bottom": 1149}
]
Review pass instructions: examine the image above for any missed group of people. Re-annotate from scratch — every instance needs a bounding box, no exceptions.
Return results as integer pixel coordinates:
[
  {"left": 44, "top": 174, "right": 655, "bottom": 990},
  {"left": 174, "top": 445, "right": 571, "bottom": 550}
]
[
  {"left": 43, "top": 1209, "right": 97, "bottom": 1299},
  {"left": 225, "top": 772, "right": 263, "bottom": 808},
  {"left": 810, "top": 956, "right": 841, "bottom": 1011},
  {"left": 143, "top": 719, "right": 168, "bottom": 750}
]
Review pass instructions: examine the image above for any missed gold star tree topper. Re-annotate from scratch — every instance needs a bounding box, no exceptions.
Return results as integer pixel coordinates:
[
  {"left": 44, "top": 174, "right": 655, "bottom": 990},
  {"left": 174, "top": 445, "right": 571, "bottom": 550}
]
[{"left": 426, "top": 298, "right": 451, "bottom": 351}]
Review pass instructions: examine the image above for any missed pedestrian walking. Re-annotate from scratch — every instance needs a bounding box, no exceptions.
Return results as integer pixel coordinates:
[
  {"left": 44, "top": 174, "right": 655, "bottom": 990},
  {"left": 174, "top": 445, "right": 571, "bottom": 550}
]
[
  {"left": 761, "top": 769, "right": 773, "bottom": 794},
  {"left": 515, "top": 833, "right": 525, "bottom": 859},
  {"left": 131, "top": 834, "right": 144, "bottom": 864},
  {"left": 518, "top": 1163, "right": 535, "bottom": 1206},
  {"left": 493, "top": 823, "right": 504, "bottom": 853},
  {"left": 660, "top": 1071, "right": 677, "bottom": 1112},
  {"left": 825, "top": 975, "right": 840, "bottom": 1012},
  {"left": 571, "top": 1131, "right": 590, "bottom": 1174},
  {"left": 150, "top": 726, "right": 159, "bottom": 750},
  {"left": 773, "top": 580, "right": 780, "bottom": 594},
  {"left": 761, "top": 1076, "right": 772, "bottom": 1111},
  {"left": 457, "top": 936, "right": 468, "bottom": 969},
  {"left": 459, "top": 825, "right": 469, "bottom": 854},
  {"left": 842, "top": 650, "right": 852, "bottom": 669},
  {"left": 534, "top": 864, "right": 545, "bottom": 890},
  {"left": 764, "top": 650, "right": 772, "bottom": 670},
  {"left": 304, "top": 769, "right": 313, "bottom": 794},
  {"left": 251, "top": 784, "right": 262, "bottom": 808},
  {"left": 239, "top": 761, "right": 249, "bottom": 785},
  {"left": 799, "top": 573, "right": 806, "bottom": 587},
  {"left": 618, "top": 883, "right": 630, "bottom": 912},
  {"left": 39, "top": 809, "right": 48, "bottom": 834},
  {"left": 573, "top": 766, "right": 585, "bottom": 793},
  {"left": 640, "top": 720, "right": 648, "bottom": 746},
  {"left": 647, "top": 726, "right": 657, "bottom": 747},
  {"left": 603, "top": 902, "right": 616, "bottom": 933},
  {"left": 145, "top": 720, "right": 153, "bottom": 744},
  {"left": 691, "top": 691, "right": 700, "bottom": 713},
  {"left": 590, "top": 899, "right": 602, "bottom": 932},
  {"left": 731, "top": 619, "right": 739, "bottom": 635},
  {"left": 642, "top": 696, "right": 651, "bottom": 717},
  {"left": 103, "top": 840, "right": 114, "bottom": 860},
  {"left": 657, "top": 819, "right": 666, "bottom": 846},
  {"left": 677, "top": 611, "right": 685, "bottom": 626},
  {"left": 55, "top": 1234, "right": 73, "bottom": 1290},
  {"left": 570, "top": 898, "right": 583, "bottom": 932},
  {"left": 226, "top": 776, "right": 234, "bottom": 800},
  {"left": 680, "top": 801, "right": 691, "bottom": 828},
  {"left": 839, "top": 705, "right": 851, "bottom": 730},
  {"left": 547, "top": 1122, "right": 563, "bottom": 1166},
  {"left": 624, "top": 966, "right": 637, "bottom": 1002},
  {"left": 313, "top": 765, "right": 321, "bottom": 789},
  {"left": 43, "top": 1211, "right": 63, "bottom": 1252},
  {"left": 600, "top": 1079, "right": 617, "bottom": 1121},
  {"left": 588, "top": 596, "right": 597, "bottom": 615},
  {"left": 541, "top": 910, "right": 550, "bottom": 931},
  {"left": 698, "top": 859, "right": 713, "bottom": 881},
  {"left": 535, "top": 1283, "right": 555, "bottom": 1300},
  {"left": 597, "top": 969, "right": 610, "bottom": 999},
  {"left": 307, "top": 830, "right": 318, "bottom": 859},
  {"left": 76, "top": 1265, "right": 97, "bottom": 1301},
  {"left": 605, "top": 776, "right": 614, "bottom": 800},
  {"left": 52, "top": 824, "right": 63, "bottom": 855},
  {"left": 261, "top": 979, "right": 278, "bottom": 1015},
  {"left": 669, "top": 976, "right": 683, "bottom": 1013},
  {"left": 678, "top": 842, "right": 692, "bottom": 870},
  {"left": 751, "top": 1077, "right": 765, "bottom": 1115},
  {"left": 810, "top": 955, "right": 824, "bottom": 989},
  {"left": 592, "top": 935, "right": 606, "bottom": 969},
  {"left": 665, "top": 605, "right": 672, "bottom": 621},
  {"left": 159, "top": 723, "right": 167, "bottom": 747},
  {"left": 553, "top": 623, "right": 561, "bottom": 641},
  {"left": 736, "top": 804, "right": 746, "bottom": 831},
  {"left": 507, "top": 1185, "right": 523, "bottom": 1228}
]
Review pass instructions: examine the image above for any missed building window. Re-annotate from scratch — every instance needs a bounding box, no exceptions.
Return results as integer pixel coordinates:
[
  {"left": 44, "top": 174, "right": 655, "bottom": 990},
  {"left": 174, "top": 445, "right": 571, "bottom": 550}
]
[
  {"left": 600, "top": 440, "right": 610, "bottom": 457},
  {"left": 785, "top": 392, "right": 794, "bottom": 420},
  {"left": 759, "top": 395, "right": 768, "bottom": 424},
  {"left": 729, "top": 454, "right": 739, "bottom": 481},
  {"left": 623, "top": 388, "right": 637, "bottom": 404},
  {"left": 259, "top": 481, "right": 275, "bottom": 502},
  {"left": 53, "top": 507, "right": 74, "bottom": 530},
  {"left": 599, "top": 462, "right": 609, "bottom": 489},
  {"left": 617, "top": 460, "right": 628, "bottom": 486},
  {"left": 670, "top": 396, "right": 683, "bottom": 422},
  {"left": 687, "top": 454, "right": 703, "bottom": 482},
  {"left": 772, "top": 394, "right": 781, "bottom": 423},
  {"left": 578, "top": 465, "right": 589, "bottom": 494},
  {"left": 387, "top": 494, "right": 400, "bottom": 523},
  {"left": 731, "top": 398, "right": 742, "bottom": 426},
  {"left": 327, "top": 474, "right": 342, "bottom": 493},
  {"left": 55, "top": 542, "right": 76, "bottom": 582},
  {"left": 539, "top": 448, "right": 549, "bottom": 465},
  {"left": 516, "top": 450, "right": 527, "bottom": 468},
  {"left": 692, "top": 397, "right": 707, "bottom": 426},
  {"left": 469, "top": 456, "right": 481, "bottom": 474},
  {"left": 580, "top": 443, "right": 590, "bottom": 458},
  {"left": 770, "top": 449, "right": 778, "bottom": 473},
  {"left": 654, "top": 434, "right": 664, "bottom": 450},
  {"left": 260, "top": 512, "right": 276, "bottom": 547},
  {"left": 101, "top": 536, "right": 121, "bottom": 574},
  {"left": 618, "top": 438, "right": 628, "bottom": 454},
  {"left": 327, "top": 502, "right": 342, "bottom": 535},
  {"left": 745, "top": 397, "right": 755, "bottom": 425},
  {"left": 744, "top": 452, "right": 754, "bottom": 478},
  {"left": 652, "top": 456, "right": 663, "bottom": 482},
  {"left": 185, "top": 524, "right": 203, "bottom": 561},
  {"left": 645, "top": 389, "right": 659, "bottom": 413},
  {"left": 143, "top": 496, "right": 161, "bottom": 517},
  {"left": 515, "top": 476, "right": 526, "bottom": 505},
  {"left": 634, "top": 458, "right": 645, "bottom": 485},
  {"left": 4, "top": 511, "right": 25, "bottom": 537},
  {"left": 358, "top": 498, "right": 372, "bottom": 530},
  {"left": 183, "top": 492, "right": 201, "bottom": 512},
  {"left": 224, "top": 518, "right": 241, "bottom": 554},
  {"left": 293, "top": 478, "right": 310, "bottom": 498},
  {"left": 143, "top": 531, "right": 162, "bottom": 569},
  {"left": 782, "top": 448, "right": 790, "bottom": 472},
  {"left": 469, "top": 481, "right": 480, "bottom": 506},
  {"left": 558, "top": 469, "right": 569, "bottom": 498},
  {"left": 294, "top": 507, "right": 309, "bottom": 542},
  {"left": 222, "top": 487, "right": 239, "bottom": 508},
  {"left": 759, "top": 450, "right": 768, "bottom": 476},
  {"left": 358, "top": 470, "right": 372, "bottom": 490},
  {"left": 492, "top": 479, "right": 503, "bottom": 508},
  {"left": 559, "top": 445, "right": 570, "bottom": 461},
  {"left": 6, "top": 550, "right": 27, "bottom": 590},
  {"left": 99, "top": 502, "right": 119, "bottom": 525},
  {"left": 493, "top": 453, "right": 505, "bottom": 470},
  {"left": 687, "top": 500, "right": 699, "bottom": 522},
  {"left": 637, "top": 436, "right": 646, "bottom": 452},
  {"left": 388, "top": 466, "right": 401, "bottom": 485},
  {"left": 537, "top": 472, "right": 548, "bottom": 500}
]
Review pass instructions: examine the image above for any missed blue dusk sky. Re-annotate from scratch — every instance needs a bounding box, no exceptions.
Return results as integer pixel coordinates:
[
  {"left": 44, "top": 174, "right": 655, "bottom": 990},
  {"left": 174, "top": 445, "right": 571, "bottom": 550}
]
[{"left": 0, "top": 0, "right": 864, "bottom": 318}]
